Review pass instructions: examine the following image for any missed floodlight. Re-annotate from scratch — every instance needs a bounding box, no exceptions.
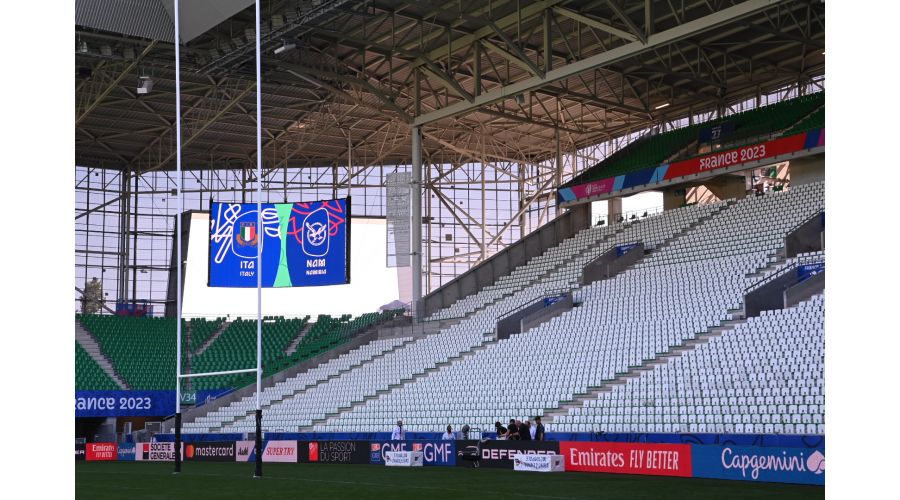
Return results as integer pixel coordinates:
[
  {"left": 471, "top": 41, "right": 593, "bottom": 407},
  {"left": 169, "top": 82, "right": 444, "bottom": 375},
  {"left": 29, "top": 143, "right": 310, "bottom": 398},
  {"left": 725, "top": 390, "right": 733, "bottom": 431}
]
[
  {"left": 137, "top": 76, "right": 154, "bottom": 95},
  {"left": 79, "top": 41, "right": 89, "bottom": 53},
  {"left": 654, "top": 102, "right": 671, "bottom": 110},
  {"left": 274, "top": 42, "right": 296, "bottom": 55}
]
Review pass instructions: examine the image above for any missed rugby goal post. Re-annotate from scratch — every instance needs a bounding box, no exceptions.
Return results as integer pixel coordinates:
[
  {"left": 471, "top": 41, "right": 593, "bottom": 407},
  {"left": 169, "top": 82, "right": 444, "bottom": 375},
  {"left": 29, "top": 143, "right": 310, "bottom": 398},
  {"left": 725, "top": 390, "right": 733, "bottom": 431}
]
[{"left": 172, "top": 0, "right": 266, "bottom": 478}]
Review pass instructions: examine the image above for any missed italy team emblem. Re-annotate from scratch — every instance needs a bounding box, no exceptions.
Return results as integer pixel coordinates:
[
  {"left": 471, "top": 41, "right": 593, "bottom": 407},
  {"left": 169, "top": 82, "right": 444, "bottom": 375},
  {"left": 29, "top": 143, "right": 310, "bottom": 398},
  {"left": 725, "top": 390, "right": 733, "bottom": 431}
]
[{"left": 236, "top": 221, "right": 258, "bottom": 247}]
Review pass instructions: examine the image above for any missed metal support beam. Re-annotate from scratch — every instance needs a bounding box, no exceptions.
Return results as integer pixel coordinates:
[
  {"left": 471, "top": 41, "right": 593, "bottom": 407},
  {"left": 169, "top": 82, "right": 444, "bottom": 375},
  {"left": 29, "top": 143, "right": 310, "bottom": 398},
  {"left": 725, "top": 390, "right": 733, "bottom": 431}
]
[
  {"left": 76, "top": 41, "right": 158, "bottom": 126},
  {"left": 410, "top": 126, "right": 423, "bottom": 321},
  {"left": 605, "top": 0, "right": 648, "bottom": 44},
  {"left": 412, "top": 0, "right": 784, "bottom": 126},
  {"left": 552, "top": 7, "right": 639, "bottom": 42},
  {"left": 145, "top": 84, "right": 256, "bottom": 173}
]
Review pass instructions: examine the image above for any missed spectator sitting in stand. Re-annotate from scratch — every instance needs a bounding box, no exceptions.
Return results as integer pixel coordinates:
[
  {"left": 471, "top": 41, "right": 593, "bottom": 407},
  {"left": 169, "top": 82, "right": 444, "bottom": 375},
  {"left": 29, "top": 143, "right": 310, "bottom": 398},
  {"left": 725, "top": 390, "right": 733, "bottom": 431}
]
[{"left": 461, "top": 424, "right": 471, "bottom": 440}]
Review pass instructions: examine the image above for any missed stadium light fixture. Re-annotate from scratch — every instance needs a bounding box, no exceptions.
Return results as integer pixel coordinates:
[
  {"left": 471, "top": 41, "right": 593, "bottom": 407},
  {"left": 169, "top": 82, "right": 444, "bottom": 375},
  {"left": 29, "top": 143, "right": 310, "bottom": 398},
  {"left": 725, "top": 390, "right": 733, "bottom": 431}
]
[
  {"left": 654, "top": 102, "right": 671, "bottom": 110},
  {"left": 274, "top": 41, "right": 296, "bottom": 55},
  {"left": 137, "top": 75, "right": 154, "bottom": 95},
  {"left": 78, "top": 40, "right": 89, "bottom": 53}
]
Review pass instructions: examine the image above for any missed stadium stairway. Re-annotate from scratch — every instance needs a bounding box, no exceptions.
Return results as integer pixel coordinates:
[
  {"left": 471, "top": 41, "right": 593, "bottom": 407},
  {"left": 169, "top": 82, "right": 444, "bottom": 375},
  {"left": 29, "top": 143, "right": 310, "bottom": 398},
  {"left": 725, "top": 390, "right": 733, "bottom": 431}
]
[
  {"left": 371, "top": 315, "right": 461, "bottom": 339},
  {"left": 75, "top": 318, "right": 128, "bottom": 390},
  {"left": 308, "top": 332, "right": 500, "bottom": 431},
  {"left": 322, "top": 185, "right": 823, "bottom": 434},
  {"left": 174, "top": 326, "right": 398, "bottom": 431},
  {"left": 203, "top": 336, "right": 421, "bottom": 432},
  {"left": 192, "top": 320, "right": 231, "bottom": 356},
  {"left": 549, "top": 294, "right": 824, "bottom": 435},
  {"left": 541, "top": 318, "right": 745, "bottom": 422},
  {"left": 285, "top": 321, "right": 314, "bottom": 356}
]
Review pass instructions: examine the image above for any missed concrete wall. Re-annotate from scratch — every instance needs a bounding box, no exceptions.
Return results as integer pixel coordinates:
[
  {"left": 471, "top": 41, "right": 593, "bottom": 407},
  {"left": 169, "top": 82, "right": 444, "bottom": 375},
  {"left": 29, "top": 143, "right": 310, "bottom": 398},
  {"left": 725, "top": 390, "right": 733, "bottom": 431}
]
[
  {"left": 663, "top": 186, "right": 688, "bottom": 210},
  {"left": 745, "top": 271, "right": 799, "bottom": 317},
  {"left": 786, "top": 211, "right": 825, "bottom": 257},
  {"left": 497, "top": 294, "right": 572, "bottom": 339},
  {"left": 703, "top": 174, "right": 748, "bottom": 201},
  {"left": 520, "top": 295, "right": 573, "bottom": 334},
  {"left": 422, "top": 204, "right": 591, "bottom": 318},
  {"left": 789, "top": 154, "right": 825, "bottom": 186},
  {"left": 784, "top": 271, "right": 825, "bottom": 309},
  {"left": 582, "top": 242, "right": 644, "bottom": 285}
]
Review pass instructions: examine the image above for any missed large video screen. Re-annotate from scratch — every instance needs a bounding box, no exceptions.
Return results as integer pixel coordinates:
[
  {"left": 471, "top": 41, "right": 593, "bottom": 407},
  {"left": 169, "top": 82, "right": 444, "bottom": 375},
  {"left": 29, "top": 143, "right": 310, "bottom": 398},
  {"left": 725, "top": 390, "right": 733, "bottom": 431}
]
[{"left": 208, "top": 198, "right": 350, "bottom": 287}]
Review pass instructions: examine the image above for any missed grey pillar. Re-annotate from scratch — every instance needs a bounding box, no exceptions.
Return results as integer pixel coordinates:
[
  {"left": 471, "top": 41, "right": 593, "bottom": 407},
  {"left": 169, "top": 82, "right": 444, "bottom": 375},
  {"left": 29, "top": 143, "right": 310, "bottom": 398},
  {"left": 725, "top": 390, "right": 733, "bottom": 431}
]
[{"left": 411, "top": 127, "right": 423, "bottom": 321}]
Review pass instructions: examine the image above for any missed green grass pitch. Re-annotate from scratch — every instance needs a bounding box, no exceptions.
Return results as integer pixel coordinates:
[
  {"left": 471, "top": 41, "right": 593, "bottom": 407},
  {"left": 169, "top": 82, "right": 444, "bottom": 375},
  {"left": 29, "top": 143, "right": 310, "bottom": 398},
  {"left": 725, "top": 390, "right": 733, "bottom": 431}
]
[{"left": 76, "top": 462, "right": 824, "bottom": 499}]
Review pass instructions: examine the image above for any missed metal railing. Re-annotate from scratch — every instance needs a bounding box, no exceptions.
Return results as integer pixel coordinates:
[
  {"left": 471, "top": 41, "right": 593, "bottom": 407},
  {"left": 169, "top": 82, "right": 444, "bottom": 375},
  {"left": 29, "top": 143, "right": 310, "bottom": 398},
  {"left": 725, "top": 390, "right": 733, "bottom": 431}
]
[{"left": 743, "top": 254, "right": 825, "bottom": 295}]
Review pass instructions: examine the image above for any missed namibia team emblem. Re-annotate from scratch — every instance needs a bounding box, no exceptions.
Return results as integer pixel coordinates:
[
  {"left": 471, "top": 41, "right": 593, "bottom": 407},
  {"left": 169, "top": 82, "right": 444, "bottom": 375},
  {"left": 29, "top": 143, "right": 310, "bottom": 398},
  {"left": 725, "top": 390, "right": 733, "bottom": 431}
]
[
  {"left": 302, "top": 207, "right": 330, "bottom": 257},
  {"left": 236, "top": 222, "right": 258, "bottom": 247}
]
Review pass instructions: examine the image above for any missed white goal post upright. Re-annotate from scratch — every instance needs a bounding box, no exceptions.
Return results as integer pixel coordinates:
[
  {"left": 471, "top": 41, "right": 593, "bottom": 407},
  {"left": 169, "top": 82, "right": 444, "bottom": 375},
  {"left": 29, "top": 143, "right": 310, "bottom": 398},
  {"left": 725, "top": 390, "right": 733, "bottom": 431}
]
[
  {"left": 173, "top": 0, "right": 183, "bottom": 475},
  {"left": 172, "top": 0, "right": 265, "bottom": 478},
  {"left": 253, "top": 0, "right": 264, "bottom": 480}
]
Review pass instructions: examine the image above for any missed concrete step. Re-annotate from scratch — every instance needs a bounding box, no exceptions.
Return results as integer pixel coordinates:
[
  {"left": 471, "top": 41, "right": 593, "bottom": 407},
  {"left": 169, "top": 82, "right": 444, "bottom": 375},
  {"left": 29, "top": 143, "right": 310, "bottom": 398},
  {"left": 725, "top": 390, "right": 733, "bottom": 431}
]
[
  {"left": 307, "top": 336, "right": 500, "bottom": 431},
  {"left": 75, "top": 319, "right": 129, "bottom": 390},
  {"left": 194, "top": 320, "right": 231, "bottom": 356},
  {"left": 285, "top": 321, "right": 314, "bottom": 356},
  {"left": 207, "top": 337, "right": 418, "bottom": 432},
  {"left": 542, "top": 315, "right": 748, "bottom": 422}
]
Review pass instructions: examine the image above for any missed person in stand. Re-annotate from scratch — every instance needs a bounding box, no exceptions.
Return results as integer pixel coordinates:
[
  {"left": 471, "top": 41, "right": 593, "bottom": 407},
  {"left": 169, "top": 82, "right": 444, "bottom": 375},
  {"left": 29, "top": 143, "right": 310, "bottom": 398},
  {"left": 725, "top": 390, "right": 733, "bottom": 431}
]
[
  {"left": 441, "top": 425, "right": 455, "bottom": 440},
  {"left": 534, "top": 416, "right": 545, "bottom": 441},
  {"left": 461, "top": 424, "right": 471, "bottom": 440},
  {"left": 392, "top": 420, "right": 405, "bottom": 441},
  {"left": 507, "top": 419, "right": 520, "bottom": 440},
  {"left": 494, "top": 421, "right": 508, "bottom": 440},
  {"left": 520, "top": 420, "right": 532, "bottom": 441}
]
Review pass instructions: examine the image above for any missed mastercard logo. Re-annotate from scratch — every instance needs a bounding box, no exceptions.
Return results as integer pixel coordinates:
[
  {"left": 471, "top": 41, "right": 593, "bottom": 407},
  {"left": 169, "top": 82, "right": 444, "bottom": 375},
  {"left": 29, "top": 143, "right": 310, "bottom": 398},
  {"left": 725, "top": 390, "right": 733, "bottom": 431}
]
[{"left": 185, "top": 445, "right": 195, "bottom": 459}]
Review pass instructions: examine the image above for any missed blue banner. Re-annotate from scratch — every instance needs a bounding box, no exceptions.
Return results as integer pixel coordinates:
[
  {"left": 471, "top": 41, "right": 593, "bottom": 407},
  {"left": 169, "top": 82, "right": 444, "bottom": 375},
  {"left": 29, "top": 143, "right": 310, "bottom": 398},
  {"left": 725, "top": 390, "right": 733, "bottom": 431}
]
[
  {"left": 692, "top": 444, "right": 824, "bottom": 485},
  {"left": 75, "top": 390, "right": 175, "bottom": 417},
  {"left": 616, "top": 243, "right": 639, "bottom": 256},
  {"left": 543, "top": 295, "right": 566, "bottom": 307},
  {"left": 114, "top": 301, "right": 152, "bottom": 317},
  {"left": 797, "top": 262, "right": 824, "bottom": 282},
  {"left": 117, "top": 443, "right": 136, "bottom": 461},
  {"left": 208, "top": 198, "right": 350, "bottom": 287},
  {"left": 369, "top": 440, "right": 456, "bottom": 466}
]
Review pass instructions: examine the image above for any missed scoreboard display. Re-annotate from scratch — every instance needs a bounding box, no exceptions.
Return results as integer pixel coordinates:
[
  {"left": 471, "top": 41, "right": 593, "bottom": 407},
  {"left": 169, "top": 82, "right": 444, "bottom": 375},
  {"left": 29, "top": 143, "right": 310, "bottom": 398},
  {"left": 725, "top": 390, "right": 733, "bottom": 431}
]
[{"left": 208, "top": 198, "right": 350, "bottom": 287}]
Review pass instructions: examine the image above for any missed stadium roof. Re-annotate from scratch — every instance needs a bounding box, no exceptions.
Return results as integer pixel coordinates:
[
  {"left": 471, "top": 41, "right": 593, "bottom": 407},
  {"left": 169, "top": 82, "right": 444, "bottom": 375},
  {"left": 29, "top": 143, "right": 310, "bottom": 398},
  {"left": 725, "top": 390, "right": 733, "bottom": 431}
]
[{"left": 75, "top": 0, "right": 824, "bottom": 173}]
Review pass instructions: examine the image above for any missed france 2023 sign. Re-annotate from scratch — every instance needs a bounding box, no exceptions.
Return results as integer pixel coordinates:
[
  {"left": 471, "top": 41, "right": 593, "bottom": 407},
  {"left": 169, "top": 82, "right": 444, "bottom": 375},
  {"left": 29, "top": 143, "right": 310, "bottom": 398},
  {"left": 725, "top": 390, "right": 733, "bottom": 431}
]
[{"left": 208, "top": 198, "right": 350, "bottom": 287}]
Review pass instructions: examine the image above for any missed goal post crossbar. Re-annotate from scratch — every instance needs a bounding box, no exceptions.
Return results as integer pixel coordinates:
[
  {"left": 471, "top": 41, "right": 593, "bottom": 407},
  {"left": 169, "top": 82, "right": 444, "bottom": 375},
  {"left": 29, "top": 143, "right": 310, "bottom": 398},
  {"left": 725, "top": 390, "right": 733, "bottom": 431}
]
[{"left": 178, "top": 368, "right": 260, "bottom": 379}]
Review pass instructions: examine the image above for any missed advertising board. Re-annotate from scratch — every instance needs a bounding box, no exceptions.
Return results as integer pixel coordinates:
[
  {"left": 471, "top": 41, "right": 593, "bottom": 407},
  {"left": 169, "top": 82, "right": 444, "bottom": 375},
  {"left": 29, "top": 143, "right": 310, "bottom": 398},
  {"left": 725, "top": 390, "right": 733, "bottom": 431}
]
[
  {"left": 691, "top": 445, "right": 825, "bottom": 485},
  {"left": 559, "top": 441, "right": 692, "bottom": 477},
  {"left": 86, "top": 442, "right": 118, "bottom": 461},
  {"left": 299, "top": 441, "right": 370, "bottom": 464},
  {"left": 370, "top": 441, "right": 456, "bottom": 466},
  {"left": 184, "top": 442, "right": 235, "bottom": 462}
]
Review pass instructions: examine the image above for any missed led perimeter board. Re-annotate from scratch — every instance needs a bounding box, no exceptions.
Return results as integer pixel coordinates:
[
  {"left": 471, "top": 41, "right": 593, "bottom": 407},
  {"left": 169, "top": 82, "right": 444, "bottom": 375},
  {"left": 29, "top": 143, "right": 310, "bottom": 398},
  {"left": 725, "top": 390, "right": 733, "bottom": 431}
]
[{"left": 208, "top": 198, "right": 350, "bottom": 287}]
